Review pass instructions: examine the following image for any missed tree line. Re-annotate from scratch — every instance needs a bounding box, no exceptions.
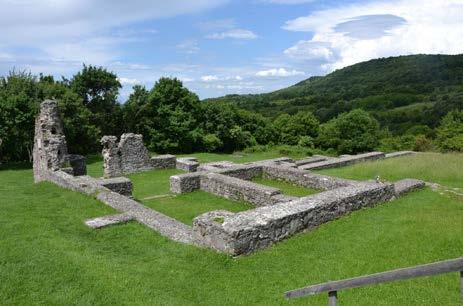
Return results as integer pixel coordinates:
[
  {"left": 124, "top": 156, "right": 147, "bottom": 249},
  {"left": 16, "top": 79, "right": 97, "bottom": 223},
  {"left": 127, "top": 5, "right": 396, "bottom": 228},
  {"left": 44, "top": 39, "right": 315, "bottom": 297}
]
[{"left": 0, "top": 65, "right": 462, "bottom": 163}]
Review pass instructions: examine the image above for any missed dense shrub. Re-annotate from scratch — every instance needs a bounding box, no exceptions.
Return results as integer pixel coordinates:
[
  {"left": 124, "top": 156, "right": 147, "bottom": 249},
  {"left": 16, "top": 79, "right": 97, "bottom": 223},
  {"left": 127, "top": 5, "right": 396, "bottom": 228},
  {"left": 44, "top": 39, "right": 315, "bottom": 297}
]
[
  {"left": 273, "top": 111, "right": 319, "bottom": 145},
  {"left": 317, "top": 109, "right": 380, "bottom": 154}
]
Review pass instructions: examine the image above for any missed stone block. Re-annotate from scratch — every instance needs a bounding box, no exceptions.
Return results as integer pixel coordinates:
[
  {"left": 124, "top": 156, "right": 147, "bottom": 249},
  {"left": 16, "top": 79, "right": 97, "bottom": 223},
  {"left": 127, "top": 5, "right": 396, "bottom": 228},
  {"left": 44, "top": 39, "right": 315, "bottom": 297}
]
[
  {"left": 85, "top": 213, "right": 133, "bottom": 229},
  {"left": 394, "top": 178, "right": 425, "bottom": 196},
  {"left": 176, "top": 157, "right": 199, "bottom": 172},
  {"left": 299, "top": 152, "right": 385, "bottom": 170},
  {"left": 151, "top": 154, "right": 176, "bottom": 169},
  {"left": 170, "top": 172, "right": 203, "bottom": 193},
  {"left": 200, "top": 172, "right": 281, "bottom": 206},
  {"left": 263, "top": 165, "right": 356, "bottom": 190},
  {"left": 97, "top": 177, "right": 133, "bottom": 197}
]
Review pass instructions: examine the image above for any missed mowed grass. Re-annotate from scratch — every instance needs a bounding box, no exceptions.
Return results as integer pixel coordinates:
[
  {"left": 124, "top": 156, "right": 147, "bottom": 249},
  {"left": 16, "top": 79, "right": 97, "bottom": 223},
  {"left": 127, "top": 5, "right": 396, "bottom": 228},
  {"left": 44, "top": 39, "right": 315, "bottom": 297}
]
[
  {"left": 1, "top": 153, "right": 463, "bottom": 305},
  {"left": 252, "top": 177, "right": 320, "bottom": 197},
  {"left": 318, "top": 153, "right": 463, "bottom": 188},
  {"left": 126, "top": 168, "right": 252, "bottom": 225}
]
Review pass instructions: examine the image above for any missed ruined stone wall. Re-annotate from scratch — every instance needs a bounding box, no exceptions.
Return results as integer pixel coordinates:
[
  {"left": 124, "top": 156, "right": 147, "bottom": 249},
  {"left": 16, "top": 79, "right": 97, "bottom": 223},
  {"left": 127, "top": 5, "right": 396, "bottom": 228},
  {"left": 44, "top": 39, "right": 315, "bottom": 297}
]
[
  {"left": 119, "top": 133, "right": 153, "bottom": 174},
  {"left": 200, "top": 173, "right": 282, "bottom": 206},
  {"left": 193, "top": 182, "right": 396, "bottom": 255},
  {"left": 151, "top": 154, "right": 176, "bottom": 169},
  {"left": 262, "top": 165, "right": 357, "bottom": 190},
  {"left": 33, "top": 100, "right": 86, "bottom": 182},
  {"left": 176, "top": 157, "right": 199, "bottom": 172},
  {"left": 299, "top": 152, "right": 385, "bottom": 170},
  {"left": 102, "top": 133, "right": 176, "bottom": 177},
  {"left": 33, "top": 100, "right": 68, "bottom": 182},
  {"left": 101, "top": 136, "right": 122, "bottom": 178}
]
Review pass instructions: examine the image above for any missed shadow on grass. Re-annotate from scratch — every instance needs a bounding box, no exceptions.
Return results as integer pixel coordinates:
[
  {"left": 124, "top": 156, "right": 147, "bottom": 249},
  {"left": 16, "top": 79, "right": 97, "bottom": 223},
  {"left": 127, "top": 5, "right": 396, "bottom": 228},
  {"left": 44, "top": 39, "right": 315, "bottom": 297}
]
[{"left": 0, "top": 161, "right": 32, "bottom": 171}]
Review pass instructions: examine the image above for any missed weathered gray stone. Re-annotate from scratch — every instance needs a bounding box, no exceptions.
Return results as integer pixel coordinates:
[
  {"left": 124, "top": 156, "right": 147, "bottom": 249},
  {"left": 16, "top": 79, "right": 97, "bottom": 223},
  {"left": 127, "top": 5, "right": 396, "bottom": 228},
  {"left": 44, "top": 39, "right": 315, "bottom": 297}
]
[
  {"left": 170, "top": 172, "right": 204, "bottom": 194},
  {"left": 295, "top": 156, "right": 329, "bottom": 167},
  {"left": 299, "top": 152, "right": 385, "bottom": 170},
  {"left": 85, "top": 213, "right": 133, "bottom": 229},
  {"left": 151, "top": 154, "right": 176, "bottom": 169},
  {"left": 97, "top": 191, "right": 203, "bottom": 245},
  {"left": 269, "top": 194, "right": 299, "bottom": 204},
  {"left": 33, "top": 100, "right": 86, "bottom": 182},
  {"left": 97, "top": 177, "right": 133, "bottom": 197},
  {"left": 263, "top": 165, "right": 356, "bottom": 190},
  {"left": 176, "top": 157, "right": 199, "bottom": 172},
  {"left": 216, "top": 164, "right": 263, "bottom": 181},
  {"left": 101, "top": 136, "right": 122, "bottom": 178},
  {"left": 394, "top": 178, "right": 425, "bottom": 196},
  {"left": 193, "top": 182, "right": 395, "bottom": 255},
  {"left": 385, "top": 151, "right": 416, "bottom": 159},
  {"left": 200, "top": 172, "right": 282, "bottom": 206},
  {"left": 101, "top": 133, "right": 177, "bottom": 177},
  {"left": 33, "top": 100, "right": 69, "bottom": 182},
  {"left": 197, "top": 161, "right": 237, "bottom": 172},
  {"left": 119, "top": 133, "right": 153, "bottom": 173}
]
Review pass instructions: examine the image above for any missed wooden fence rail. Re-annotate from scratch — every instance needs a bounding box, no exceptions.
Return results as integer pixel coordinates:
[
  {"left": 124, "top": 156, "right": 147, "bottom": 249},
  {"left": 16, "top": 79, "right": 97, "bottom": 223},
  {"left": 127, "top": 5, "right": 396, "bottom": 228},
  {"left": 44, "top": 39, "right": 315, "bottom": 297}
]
[{"left": 285, "top": 257, "right": 463, "bottom": 305}]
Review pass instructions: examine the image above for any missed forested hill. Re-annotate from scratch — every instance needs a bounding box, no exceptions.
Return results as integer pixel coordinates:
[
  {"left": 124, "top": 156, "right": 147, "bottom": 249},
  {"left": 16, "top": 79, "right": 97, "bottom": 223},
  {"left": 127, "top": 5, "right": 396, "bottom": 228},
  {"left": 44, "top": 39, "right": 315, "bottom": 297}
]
[{"left": 206, "top": 54, "right": 463, "bottom": 134}]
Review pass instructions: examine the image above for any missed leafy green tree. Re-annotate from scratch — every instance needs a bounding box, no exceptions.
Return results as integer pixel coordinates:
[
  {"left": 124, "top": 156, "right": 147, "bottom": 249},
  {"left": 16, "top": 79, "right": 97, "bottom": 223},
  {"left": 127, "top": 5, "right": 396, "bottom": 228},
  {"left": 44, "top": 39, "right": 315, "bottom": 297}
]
[
  {"left": 274, "top": 111, "right": 319, "bottom": 145},
  {"left": 436, "top": 110, "right": 463, "bottom": 152},
  {"left": 147, "top": 78, "right": 202, "bottom": 153},
  {"left": 69, "top": 65, "right": 122, "bottom": 136},
  {"left": 0, "top": 71, "right": 41, "bottom": 162},
  {"left": 317, "top": 109, "right": 380, "bottom": 154},
  {"left": 202, "top": 134, "right": 223, "bottom": 152}
]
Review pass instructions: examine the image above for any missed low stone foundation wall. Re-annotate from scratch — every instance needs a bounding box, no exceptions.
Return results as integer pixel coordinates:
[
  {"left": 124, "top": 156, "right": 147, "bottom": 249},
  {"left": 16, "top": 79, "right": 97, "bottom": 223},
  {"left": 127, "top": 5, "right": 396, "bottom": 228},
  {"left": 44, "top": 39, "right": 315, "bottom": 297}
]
[
  {"left": 176, "top": 157, "right": 199, "bottom": 172},
  {"left": 263, "top": 165, "right": 357, "bottom": 190},
  {"left": 170, "top": 172, "right": 204, "bottom": 194},
  {"left": 193, "top": 182, "right": 395, "bottom": 255},
  {"left": 151, "top": 154, "right": 176, "bottom": 169},
  {"left": 97, "top": 177, "right": 133, "bottom": 197},
  {"left": 295, "top": 155, "right": 328, "bottom": 167},
  {"left": 216, "top": 164, "right": 263, "bottom": 180},
  {"left": 200, "top": 173, "right": 282, "bottom": 206},
  {"left": 299, "top": 152, "right": 385, "bottom": 170}
]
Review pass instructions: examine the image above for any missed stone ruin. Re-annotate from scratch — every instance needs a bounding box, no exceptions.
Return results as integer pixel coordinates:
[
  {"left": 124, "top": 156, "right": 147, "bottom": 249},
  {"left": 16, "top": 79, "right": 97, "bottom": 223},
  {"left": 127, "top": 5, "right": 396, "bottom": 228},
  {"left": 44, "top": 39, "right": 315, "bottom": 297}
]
[
  {"left": 33, "top": 99, "right": 86, "bottom": 182},
  {"left": 100, "top": 133, "right": 198, "bottom": 178},
  {"left": 33, "top": 99, "right": 424, "bottom": 256}
]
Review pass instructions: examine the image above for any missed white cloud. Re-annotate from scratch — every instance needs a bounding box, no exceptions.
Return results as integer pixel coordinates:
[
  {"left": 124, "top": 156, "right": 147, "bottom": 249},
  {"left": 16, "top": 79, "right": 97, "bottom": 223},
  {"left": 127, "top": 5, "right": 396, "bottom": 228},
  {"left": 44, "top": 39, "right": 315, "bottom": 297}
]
[
  {"left": 176, "top": 40, "right": 200, "bottom": 54},
  {"left": 206, "top": 29, "right": 258, "bottom": 40},
  {"left": 284, "top": 41, "right": 333, "bottom": 60},
  {"left": 256, "top": 68, "right": 305, "bottom": 77},
  {"left": 282, "top": 0, "right": 463, "bottom": 71},
  {"left": 118, "top": 77, "right": 141, "bottom": 86},
  {"left": 201, "top": 75, "right": 220, "bottom": 82},
  {"left": 0, "top": 0, "right": 228, "bottom": 78},
  {"left": 198, "top": 18, "right": 236, "bottom": 31}
]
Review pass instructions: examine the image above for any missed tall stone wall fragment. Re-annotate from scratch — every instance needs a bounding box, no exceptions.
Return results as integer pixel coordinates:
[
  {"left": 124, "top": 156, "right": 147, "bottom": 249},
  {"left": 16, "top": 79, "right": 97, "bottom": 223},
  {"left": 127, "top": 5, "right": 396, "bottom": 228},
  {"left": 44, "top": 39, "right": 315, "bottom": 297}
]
[
  {"left": 33, "top": 100, "right": 87, "bottom": 182},
  {"left": 102, "top": 133, "right": 177, "bottom": 177}
]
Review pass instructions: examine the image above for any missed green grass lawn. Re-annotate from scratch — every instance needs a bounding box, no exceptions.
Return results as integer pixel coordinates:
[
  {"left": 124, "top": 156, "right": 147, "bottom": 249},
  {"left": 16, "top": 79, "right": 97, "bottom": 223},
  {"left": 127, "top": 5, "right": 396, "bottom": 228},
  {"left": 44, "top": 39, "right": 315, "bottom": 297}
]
[
  {"left": 318, "top": 152, "right": 463, "bottom": 189},
  {"left": 1, "top": 153, "right": 463, "bottom": 305},
  {"left": 252, "top": 177, "right": 320, "bottom": 197}
]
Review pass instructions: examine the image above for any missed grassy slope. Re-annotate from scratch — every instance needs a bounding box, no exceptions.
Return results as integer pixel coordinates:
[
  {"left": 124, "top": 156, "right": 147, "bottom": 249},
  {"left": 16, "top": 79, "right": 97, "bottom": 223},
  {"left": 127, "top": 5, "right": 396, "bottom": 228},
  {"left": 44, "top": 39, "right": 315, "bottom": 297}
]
[
  {"left": 1, "top": 153, "right": 463, "bottom": 305},
  {"left": 318, "top": 153, "right": 463, "bottom": 188}
]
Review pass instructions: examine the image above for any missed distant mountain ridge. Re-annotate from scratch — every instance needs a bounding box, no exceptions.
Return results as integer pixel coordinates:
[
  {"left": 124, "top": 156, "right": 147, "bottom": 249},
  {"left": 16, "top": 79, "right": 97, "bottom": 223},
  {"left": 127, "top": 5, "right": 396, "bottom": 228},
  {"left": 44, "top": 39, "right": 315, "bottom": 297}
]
[{"left": 206, "top": 54, "right": 463, "bottom": 134}]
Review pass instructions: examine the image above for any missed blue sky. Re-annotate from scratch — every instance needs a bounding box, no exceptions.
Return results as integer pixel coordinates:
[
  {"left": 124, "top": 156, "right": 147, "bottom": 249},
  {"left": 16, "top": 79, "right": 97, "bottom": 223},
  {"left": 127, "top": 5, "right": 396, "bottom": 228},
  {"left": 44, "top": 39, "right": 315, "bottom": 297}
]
[{"left": 0, "top": 0, "right": 462, "bottom": 100}]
